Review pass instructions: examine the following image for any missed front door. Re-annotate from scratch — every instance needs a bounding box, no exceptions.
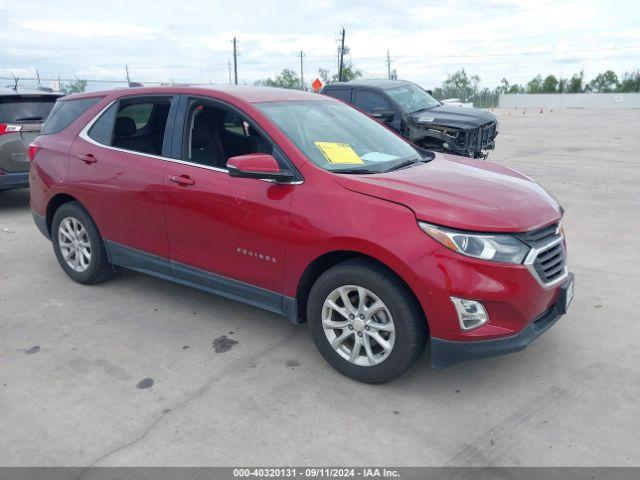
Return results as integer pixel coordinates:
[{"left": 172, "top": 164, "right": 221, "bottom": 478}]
[{"left": 163, "top": 96, "right": 295, "bottom": 312}]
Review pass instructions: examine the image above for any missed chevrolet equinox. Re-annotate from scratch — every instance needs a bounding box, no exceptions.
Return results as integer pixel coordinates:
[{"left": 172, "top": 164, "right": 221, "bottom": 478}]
[{"left": 29, "top": 86, "right": 574, "bottom": 383}]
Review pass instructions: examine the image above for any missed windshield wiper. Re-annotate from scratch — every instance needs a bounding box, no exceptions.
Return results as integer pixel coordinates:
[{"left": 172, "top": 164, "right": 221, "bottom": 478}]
[
  {"left": 332, "top": 168, "right": 379, "bottom": 175},
  {"left": 14, "top": 116, "right": 44, "bottom": 123},
  {"left": 384, "top": 158, "right": 427, "bottom": 172},
  {"left": 410, "top": 106, "right": 438, "bottom": 114}
]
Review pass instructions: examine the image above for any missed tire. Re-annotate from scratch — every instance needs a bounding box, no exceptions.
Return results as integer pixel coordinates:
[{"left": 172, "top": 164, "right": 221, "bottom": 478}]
[
  {"left": 307, "top": 259, "right": 427, "bottom": 383},
  {"left": 51, "top": 202, "right": 114, "bottom": 284}
]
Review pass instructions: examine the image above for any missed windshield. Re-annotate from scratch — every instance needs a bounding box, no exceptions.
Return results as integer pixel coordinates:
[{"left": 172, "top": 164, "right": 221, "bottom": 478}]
[
  {"left": 0, "top": 96, "right": 58, "bottom": 123},
  {"left": 256, "top": 100, "right": 428, "bottom": 174},
  {"left": 385, "top": 84, "right": 440, "bottom": 113}
]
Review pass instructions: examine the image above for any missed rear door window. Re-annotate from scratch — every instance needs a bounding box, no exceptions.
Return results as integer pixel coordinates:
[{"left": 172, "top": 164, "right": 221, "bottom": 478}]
[
  {"left": 41, "top": 97, "right": 102, "bottom": 134},
  {"left": 353, "top": 90, "right": 392, "bottom": 114},
  {"left": 117, "top": 103, "right": 154, "bottom": 129},
  {"left": 324, "top": 88, "right": 351, "bottom": 103},
  {"left": 86, "top": 97, "right": 174, "bottom": 156},
  {"left": 0, "top": 95, "right": 59, "bottom": 124}
]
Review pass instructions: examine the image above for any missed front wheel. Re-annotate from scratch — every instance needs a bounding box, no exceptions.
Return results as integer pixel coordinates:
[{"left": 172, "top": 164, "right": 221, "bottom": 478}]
[{"left": 307, "top": 259, "right": 426, "bottom": 383}]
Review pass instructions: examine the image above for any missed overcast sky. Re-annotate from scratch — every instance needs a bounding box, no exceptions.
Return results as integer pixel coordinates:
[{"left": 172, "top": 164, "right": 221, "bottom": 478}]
[{"left": 1, "top": 0, "right": 638, "bottom": 91}]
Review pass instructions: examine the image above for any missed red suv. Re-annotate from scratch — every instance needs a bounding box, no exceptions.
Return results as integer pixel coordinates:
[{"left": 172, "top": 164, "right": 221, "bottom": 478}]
[{"left": 29, "top": 86, "right": 574, "bottom": 383}]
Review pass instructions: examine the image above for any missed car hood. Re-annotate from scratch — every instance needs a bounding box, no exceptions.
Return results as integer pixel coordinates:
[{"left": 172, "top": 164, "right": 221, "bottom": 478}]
[
  {"left": 411, "top": 104, "right": 496, "bottom": 129},
  {"left": 333, "top": 154, "right": 561, "bottom": 232}
]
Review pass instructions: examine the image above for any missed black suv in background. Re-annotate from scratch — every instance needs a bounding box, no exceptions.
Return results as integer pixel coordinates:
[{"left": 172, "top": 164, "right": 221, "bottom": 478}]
[
  {"left": 0, "top": 87, "right": 63, "bottom": 191},
  {"left": 322, "top": 79, "right": 498, "bottom": 159}
]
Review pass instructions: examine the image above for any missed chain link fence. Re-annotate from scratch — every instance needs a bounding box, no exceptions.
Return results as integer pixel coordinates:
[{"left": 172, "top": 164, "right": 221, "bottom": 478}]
[{"left": 432, "top": 89, "right": 500, "bottom": 109}]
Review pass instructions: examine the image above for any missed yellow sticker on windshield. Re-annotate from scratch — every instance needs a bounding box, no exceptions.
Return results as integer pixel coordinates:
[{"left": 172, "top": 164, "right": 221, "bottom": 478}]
[{"left": 314, "top": 142, "right": 364, "bottom": 164}]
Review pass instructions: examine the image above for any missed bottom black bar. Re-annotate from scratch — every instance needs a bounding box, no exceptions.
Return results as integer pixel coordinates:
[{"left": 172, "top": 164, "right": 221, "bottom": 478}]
[{"left": 0, "top": 467, "right": 638, "bottom": 480}]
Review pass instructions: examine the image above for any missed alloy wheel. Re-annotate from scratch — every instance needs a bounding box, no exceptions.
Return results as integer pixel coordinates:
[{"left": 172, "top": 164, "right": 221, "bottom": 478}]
[
  {"left": 322, "top": 285, "right": 396, "bottom": 367},
  {"left": 58, "top": 217, "right": 92, "bottom": 273}
]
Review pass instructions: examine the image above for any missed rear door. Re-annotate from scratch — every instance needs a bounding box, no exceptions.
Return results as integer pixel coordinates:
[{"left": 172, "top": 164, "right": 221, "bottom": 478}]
[
  {"left": 352, "top": 89, "right": 402, "bottom": 133},
  {"left": 68, "top": 95, "right": 178, "bottom": 264}
]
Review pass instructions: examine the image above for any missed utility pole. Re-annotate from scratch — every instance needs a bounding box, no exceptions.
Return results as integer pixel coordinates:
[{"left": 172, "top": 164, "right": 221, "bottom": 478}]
[
  {"left": 337, "top": 28, "right": 346, "bottom": 82},
  {"left": 36, "top": 68, "right": 41, "bottom": 87},
  {"left": 386, "top": 50, "right": 391, "bottom": 80},
  {"left": 227, "top": 59, "right": 232, "bottom": 85},
  {"left": 299, "top": 50, "right": 304, "bottom": 90},
  {"left": 232, "top": 37, "right": 238, "bottom": 85}
]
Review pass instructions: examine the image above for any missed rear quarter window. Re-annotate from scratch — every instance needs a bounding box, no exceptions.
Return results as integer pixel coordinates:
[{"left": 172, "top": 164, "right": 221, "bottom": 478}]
[
  {"left": 88, "top": 102, "right": 118, "bottom": 145},
  {"left": 41, "top": 97, "right": 102, "bottom": 135}
]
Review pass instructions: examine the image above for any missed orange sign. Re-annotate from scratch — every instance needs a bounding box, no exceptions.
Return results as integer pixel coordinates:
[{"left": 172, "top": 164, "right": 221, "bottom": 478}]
[{"left": 312, "top": 78, "right": 323, "bottom": 92}]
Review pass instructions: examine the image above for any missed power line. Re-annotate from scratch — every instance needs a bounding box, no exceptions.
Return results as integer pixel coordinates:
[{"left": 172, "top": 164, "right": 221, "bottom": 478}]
[{"left": 360, "top": 44, "right": 640, "bottom": 61}]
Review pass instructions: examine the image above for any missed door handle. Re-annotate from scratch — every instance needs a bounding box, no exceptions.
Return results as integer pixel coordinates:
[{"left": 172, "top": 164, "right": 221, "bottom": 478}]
[
  {"left": 78, "top": 153, "right": 97, "bottom": 164},
  {"left": 168, "top": 174, "right": 195, "bottom": 186}
]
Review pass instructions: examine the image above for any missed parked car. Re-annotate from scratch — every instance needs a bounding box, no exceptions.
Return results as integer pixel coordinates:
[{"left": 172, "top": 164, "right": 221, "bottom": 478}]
[
  {"left": 322, "top": 79, "right": 498, "bottom": 159},
  {"left": 29, "top": 86, "right": 573, "bottom": 383},
  {"left": 0, "top": 87, "right": 63, "bottom": 191}
]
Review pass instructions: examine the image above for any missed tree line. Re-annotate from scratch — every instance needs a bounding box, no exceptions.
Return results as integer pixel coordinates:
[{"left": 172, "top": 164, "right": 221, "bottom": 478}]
[
  {"left": 431, "top": 68, "right": 640, "bottom": 101},
  {"left": 256, "top": 64, "right": 639, "bottom": 101}
]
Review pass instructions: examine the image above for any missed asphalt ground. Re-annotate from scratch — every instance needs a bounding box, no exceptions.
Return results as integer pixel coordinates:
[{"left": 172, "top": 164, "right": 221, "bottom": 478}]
[{"left": 1, "top": 108, "right": 638, "bottom": 466}]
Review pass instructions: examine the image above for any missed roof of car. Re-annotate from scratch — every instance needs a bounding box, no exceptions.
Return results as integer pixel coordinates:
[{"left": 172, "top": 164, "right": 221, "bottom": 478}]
[
  {"left": 326, "top": 79, "right": 415, "bottom": 90},
  {"left": 64, "top": 85, "right": 330, "bottom": 104},
  {"left": 0, "top": 86, "right": 64, "bottom": 97}
]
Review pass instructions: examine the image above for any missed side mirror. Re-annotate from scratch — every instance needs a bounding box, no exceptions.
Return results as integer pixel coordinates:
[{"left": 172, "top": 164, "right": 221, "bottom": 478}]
[
  {"left": 371, "top": 107, "right": 395, "bottom": 122},
  {"left": 426, "top": 89, "right": 433, "bottom": 96},
  {"left": 226, "top": 154, "right": 295, "bottom": 183}
]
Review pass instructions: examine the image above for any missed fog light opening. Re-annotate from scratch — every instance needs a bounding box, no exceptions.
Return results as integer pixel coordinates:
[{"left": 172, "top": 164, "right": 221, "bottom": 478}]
[{"left": 450, "top": 297, "right": 489, "bottom": 331}]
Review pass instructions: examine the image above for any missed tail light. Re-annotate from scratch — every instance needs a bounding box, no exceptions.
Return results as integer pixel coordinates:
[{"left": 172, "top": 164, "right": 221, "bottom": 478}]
[
  {"left": 28, "top": 141, "right": 42, "bottom": 161},
  {"left": 0, "top": 123, "right": 23, "bottom": 135}
]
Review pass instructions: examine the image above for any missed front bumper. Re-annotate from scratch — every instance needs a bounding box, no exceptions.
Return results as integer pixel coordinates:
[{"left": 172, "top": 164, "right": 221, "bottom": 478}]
[
  {"left": 0, "top": 171, "right": 29, "bottom": 190},
  {"left": 430, "top": 273, "right": 574, "bottom": 368}
]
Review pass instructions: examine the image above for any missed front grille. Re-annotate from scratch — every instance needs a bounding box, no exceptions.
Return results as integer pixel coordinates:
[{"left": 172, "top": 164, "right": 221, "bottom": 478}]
[
  {"left": 516, "top": 222, "right": 567, "bottom": 286},
  {"left": 463, "top": 121, "right": 497, "bottom": 151},
  {"left": 534, "top": 242, "right": 567, "bottom": 283}
]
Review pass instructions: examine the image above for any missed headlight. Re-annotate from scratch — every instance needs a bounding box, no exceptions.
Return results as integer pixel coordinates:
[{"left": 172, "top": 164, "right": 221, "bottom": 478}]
[{"left": 418, "top": 222, "right": 530, "bottom": 264}]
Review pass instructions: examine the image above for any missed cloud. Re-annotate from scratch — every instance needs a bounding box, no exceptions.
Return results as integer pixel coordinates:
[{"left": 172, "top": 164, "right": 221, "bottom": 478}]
[
  {"left": 20, "top": 19, "right": 156, "bottom": 38},
  {"left": 0, "top": 0, "right": 638, "bottom": 90}
]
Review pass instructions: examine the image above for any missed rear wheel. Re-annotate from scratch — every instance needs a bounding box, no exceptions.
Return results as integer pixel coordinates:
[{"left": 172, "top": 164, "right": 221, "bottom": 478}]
[
  {"left": 307, "top": 259, "right": 426, "bottom": 383},
  {"left": 52, "top": 202, "right": 114, "bottom": 284}
]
